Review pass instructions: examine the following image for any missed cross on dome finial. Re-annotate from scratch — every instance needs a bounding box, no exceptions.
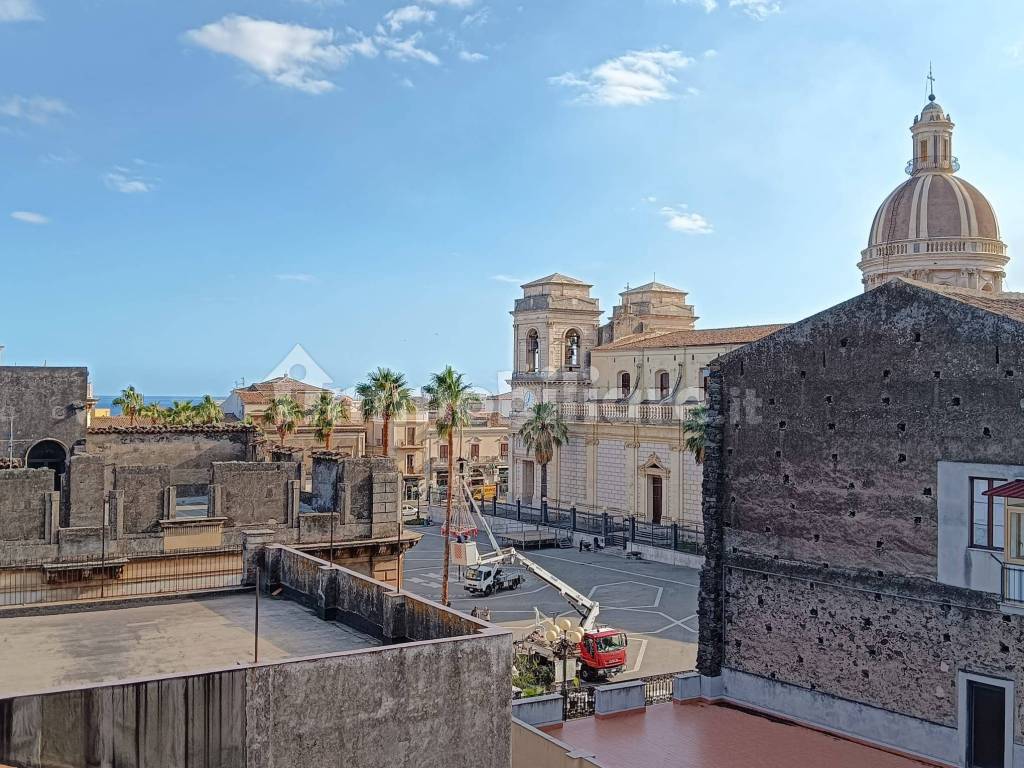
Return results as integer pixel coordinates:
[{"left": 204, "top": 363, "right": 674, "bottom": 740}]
[{"left": 927, "top": 63, "right": 936, "bottom": 102}]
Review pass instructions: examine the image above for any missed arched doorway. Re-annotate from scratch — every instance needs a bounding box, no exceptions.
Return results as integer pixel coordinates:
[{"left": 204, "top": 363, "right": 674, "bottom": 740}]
[{"left": 26, "top": 439, "right": 67, "bottom": 490}]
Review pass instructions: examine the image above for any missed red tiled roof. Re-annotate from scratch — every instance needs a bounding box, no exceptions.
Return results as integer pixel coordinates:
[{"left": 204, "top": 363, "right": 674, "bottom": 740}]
[
  {"left": 248, "top": 376, "right": 331, "bottom": 395},
  {"left": 237, "top": 390, "right": 269, "bottom": 405},
  {"left": 547, "top": 701, "right": 934, "bottom": 768},
  {"left": 984, "top": 479, "right": 1024, "bottom": 499},
  {"left": 596, "top": 324, "right": 788, "bottom": 351}
]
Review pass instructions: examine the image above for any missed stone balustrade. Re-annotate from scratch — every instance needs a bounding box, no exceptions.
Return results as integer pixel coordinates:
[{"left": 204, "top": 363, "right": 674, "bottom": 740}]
[{"left": 556, "top": 402, "right": 694, "bottom": 424}]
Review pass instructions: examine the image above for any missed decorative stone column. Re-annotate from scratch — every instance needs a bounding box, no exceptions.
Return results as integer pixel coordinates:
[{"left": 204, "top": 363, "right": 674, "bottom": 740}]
[
  {"left": 670, "top": 445, "right": 684, "bottom": 523},
  {"left": 625, "top": 440, "right": 640, "bottom": 517}
]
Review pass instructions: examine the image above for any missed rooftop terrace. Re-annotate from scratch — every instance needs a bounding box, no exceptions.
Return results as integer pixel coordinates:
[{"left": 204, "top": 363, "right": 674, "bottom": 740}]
[{"left": 0, "top": 591, "right": 378, "bottom": 698}]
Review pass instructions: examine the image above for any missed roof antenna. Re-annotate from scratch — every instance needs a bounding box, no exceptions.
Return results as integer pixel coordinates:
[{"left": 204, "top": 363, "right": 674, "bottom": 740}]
[{"left": 927, "top": 63, "right": 936, "bottom": 102}]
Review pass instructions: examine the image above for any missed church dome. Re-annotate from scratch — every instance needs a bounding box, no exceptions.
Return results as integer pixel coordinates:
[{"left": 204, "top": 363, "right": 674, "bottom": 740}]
[
  {"left": 867, "top": 174, "right": 1001, "bottom": 247},
  {"left": 859, "top": 89, "right": 1009, "bottom": 293}
]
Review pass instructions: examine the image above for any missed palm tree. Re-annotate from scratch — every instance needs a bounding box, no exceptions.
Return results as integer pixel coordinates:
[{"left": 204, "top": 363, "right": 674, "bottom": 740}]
[
  {"left": 168, "top": 400, "right": 197, "bottom": 426},
  {"left": 139, "top": 402, "right": 165, "bottom": 425},
  {"left": 683, "top": 404, "right": 709, "bottom": 464},
  {"left": 311, "top": 391, "right": 350, "bottom": 450},
  {"left": 356, "top": 368, "right": 416, "bottom": 457},
  {"left": 195, "top": 395, "right": 223, "bottom": 425},
  {"left": 261, "top": 395, "right": 305, "bottom": 445},
  {"left": 113, "top": 386, "right": 144, "bottom": 426},
  {"left": 423, "top": 366, "right": 481, "bottom": 606},
  {"left": 517, "top": 402, "right": 568, "bottom": 507}
]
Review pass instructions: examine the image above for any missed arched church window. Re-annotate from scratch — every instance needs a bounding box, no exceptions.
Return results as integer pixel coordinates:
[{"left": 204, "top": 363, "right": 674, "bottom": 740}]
[
  {"left": 657, "top": 371, "right": 670, "bottom": 400},
  {"left": 526, "top": 330, "right": 539, "bottom": 373},
  {"left": 564, "top": 330, "right": 581, "bottom": 368},
  {"left": 619, "top": 372, "right": 631, "bottom": 399}
]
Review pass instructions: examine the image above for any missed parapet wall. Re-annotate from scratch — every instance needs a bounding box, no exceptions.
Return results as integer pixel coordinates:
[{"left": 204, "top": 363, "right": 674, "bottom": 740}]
[
  {"left": 0, "top": 545, "right": 512, "bottom": 768},
  {"left": 264, "top": 545, "right": 482, "bottom": 642}
]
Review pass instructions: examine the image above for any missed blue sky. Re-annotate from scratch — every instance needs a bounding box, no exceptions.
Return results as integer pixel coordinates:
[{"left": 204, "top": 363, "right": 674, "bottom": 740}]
[{"left": 3, "top": 0, "right": 1024, "bottom": 396}]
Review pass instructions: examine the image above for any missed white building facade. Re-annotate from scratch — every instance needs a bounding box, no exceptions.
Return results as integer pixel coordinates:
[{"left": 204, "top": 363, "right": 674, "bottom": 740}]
[{"left": 508, "top": 274, "right": 783, "bottom": 524}]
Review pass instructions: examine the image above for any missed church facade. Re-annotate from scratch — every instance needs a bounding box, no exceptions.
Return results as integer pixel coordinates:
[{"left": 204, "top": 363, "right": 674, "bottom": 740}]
[{"left": 507, "top": 274, "right": 782, "bottom": 524}]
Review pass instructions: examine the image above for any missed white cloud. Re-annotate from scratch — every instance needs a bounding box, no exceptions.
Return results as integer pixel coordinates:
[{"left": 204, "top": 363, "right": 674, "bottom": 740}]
[
  {"left": 675, "top": 0, "right": 718, "bottom": 12},
  {"left": 459, "top": 50, "right": 487, "bottom": 62},
  {"left": 184, "top": 15, "right": 377, "bottom": 94},
  {"left": 461, "top": 7, "right": 490, "bottom": 27},
  {"left": 550, "top": 49, "right": 695, "bottom": 107},
  {"left": 491, "top": 274, "right": 523, "bottom": 284},
  {"left": 104, "top": 166, "right": 156, "bottom": 194},
  {"left": 0, "top": 95, "right": 70, "bottom": 124},
  {"left": 423, "top": 0, "right": 476, "bottom": 6},
  {"left": 1008, "top": 41, "right": 1024, "bottom": 61},
  {"left": 378, "top": 31, "right": 439, "bottom": 65},
  {"left": 660, "top": 205, "right": 713, "bottom": 235},
  {"left": 703, "top": 48, "right": 718, "bottom": 58},
  {"left": 0, "top": 0, "right": 41, "bottom": 22},
  {"left": 729, "top": 0, "right": 781, "bottom": 20},
  {"left": 276, "top": 273, "right": 318, "bottom": 283},
  {"left": 10, "top": 210, "right": 48, "bottom": 225},
  {"left": 382, "top": 5, "right": 435, "bottom": 33}
]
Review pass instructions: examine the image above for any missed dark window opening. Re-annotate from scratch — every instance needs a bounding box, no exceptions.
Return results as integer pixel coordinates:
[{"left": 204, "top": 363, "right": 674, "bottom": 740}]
[
  {"left": 658, "top": 371, "right": 670, "bottom": 400},
  {"left": 526, "top": 330, "right": 540, "bottom": 373},
  {"left": 564, "top": 330, "right": 581, "bottom": 368},
  {"left": 968, "top": 681, "right": 1006, "bottom": 768}
]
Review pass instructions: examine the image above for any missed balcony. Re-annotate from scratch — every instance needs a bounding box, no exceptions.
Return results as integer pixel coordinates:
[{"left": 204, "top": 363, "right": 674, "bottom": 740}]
[
  {"left": 906, "top": 156, "right": 959, "bottom": 175},
  {"left": 1002, "top": 563, "right": 1024, "bottom": 607},
  {"left": 510, "top": 370, "right": 591, "bottom": 384},
  {"left": 555, "top": 402, "right": 696, "bottom": 424}
]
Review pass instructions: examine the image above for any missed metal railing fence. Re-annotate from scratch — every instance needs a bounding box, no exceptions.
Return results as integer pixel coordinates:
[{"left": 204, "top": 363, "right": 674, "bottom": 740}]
[
  {"left": 0, "top": 547, "right": 244, "bottom": 608},
  {"left": 482, "top": 498, "right": 703, "bottom": 555}
]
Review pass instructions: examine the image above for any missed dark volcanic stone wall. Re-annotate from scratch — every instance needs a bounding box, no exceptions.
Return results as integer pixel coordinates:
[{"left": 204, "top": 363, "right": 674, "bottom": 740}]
[
  {"left": 717, "top": 282, "right": 1024, "bottom": 578},
  {"left": 699, "top": 280, "right": 1024, "bottom": 727},
  {"left": 723, "top": 557, "right": 1024, "bottom": 739}
]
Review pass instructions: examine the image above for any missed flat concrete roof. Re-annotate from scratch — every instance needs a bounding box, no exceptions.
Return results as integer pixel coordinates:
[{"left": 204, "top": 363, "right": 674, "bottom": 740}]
[
  {"left": 0, "top": 592, "right": 378, "bottom": 698},
  {"left": 547, "top": 701, "right": 934, "bottom": 768}
]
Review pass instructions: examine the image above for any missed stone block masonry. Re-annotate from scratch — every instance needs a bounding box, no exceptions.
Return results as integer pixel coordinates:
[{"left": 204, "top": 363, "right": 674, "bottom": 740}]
[
  {"left": 114, "top": 465, "right": 170, "bottom": 534},
  {"left": 0, "top": 367, "right": 88, "bottom": 460},
  {"left": 66, "top": 453, "right": 104, "bottom": 528},
  {"left": 213, "top": 462, "right": 299, "bottom": 527},
  {"left": 0, "top": 469, "right": 53, "bottom": 541}
]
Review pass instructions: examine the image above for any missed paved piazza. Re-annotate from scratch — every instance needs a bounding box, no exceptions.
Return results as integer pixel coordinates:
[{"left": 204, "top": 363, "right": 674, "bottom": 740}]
[{"left": 403, "top": 508, "right": 699, "bottom": 680}]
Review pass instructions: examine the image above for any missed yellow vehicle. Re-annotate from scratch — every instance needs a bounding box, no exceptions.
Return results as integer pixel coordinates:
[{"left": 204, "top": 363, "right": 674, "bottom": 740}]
[{"left": 471, "top": 484, "right": 497, "bottom": 502}]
